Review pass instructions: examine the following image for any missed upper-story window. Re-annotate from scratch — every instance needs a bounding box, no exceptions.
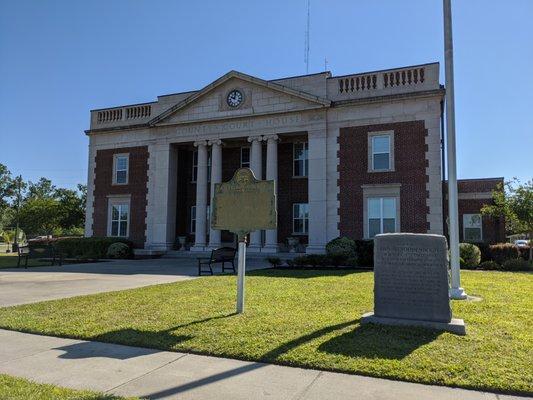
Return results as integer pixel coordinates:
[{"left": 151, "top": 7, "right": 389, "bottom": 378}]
[
  {"left": 241, "top": 147, "right": 250, "bottom": 168},
  {"left": 463, "top": 214, "right": 482, "bottom": 242},
  {"left": 192, "top": 150, "right": 198, "bottom": 182},
  {"left": 113, "top": 154, "right": 129, "bottom": 185},
  {"left": 293, "top": 142, "right": 308, "bottom": 177},
  {"left": 368, "top": 132, "right": 394, "bottom": 172},
  {"left": 191, "top": 150, "right": 211, "bottom": 182}
]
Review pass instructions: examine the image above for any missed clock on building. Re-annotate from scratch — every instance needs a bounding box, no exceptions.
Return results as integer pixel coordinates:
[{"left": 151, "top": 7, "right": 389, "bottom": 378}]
[{"left": 226, "top": 89, "right": 243, "bottom": 108}]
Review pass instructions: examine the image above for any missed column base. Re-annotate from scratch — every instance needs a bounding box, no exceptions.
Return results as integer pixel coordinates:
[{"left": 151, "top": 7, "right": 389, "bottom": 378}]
[
  {"left": 449, "top": 287, "right": 468, "bottom": 300},
  {"left": 247, "top": 244, "right": 262, "bottom": 253},
  {"left": 306, "top": 245, "right": 326, "bottom": 254},
  {"left": 190, "top": 244, "right": 207, "bottom": 252},
  {"left": 261, "top": 244, "right": 279, "bottom": 253}
]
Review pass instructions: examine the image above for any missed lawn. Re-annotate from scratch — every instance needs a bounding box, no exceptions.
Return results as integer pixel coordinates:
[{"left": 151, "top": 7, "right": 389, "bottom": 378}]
[
  {"left": 0, "top": 269, "right": 531, "bottom": 395},
  {"left": 0, "top": 252, "right": 49, "bottom": 269},
  {"left": 0, "top": 374, "right": 136, "bottom": 400}
]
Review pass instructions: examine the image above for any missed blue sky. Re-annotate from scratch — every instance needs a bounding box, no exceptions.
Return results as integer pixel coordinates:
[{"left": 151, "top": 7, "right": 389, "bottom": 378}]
[{"left": 1, "top": 0, "right": 531, "bottom": 189}]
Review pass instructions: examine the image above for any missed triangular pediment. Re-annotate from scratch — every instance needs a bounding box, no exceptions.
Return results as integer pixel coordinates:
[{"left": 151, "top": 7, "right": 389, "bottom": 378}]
[{"left": 149, "top": 71, "right": 330, "bottom": 126}]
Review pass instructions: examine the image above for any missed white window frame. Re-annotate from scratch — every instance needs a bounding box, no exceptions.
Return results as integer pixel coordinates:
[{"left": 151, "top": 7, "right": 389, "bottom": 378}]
[
  {"left": 368, "top": 131, "right": 394, "bottom": 172},
  {"left": 292, "top": 203, "right": 309, "bottom": 235},
  {"left": 113, "top": 153, "right": 129, "bottom": 185},
  {"left": 107, "top": 195, "right": 131, "bottom": 238},
  {"left": 293, "top": 142, "right": 309, "bottom": 177},
  {"left": 463, "top": 213, "right": 483, "bottom": 242},
  {"left": 366, "top": 197, "right": 397, "bottom": 238},
  {"left": 240, "top": 146, "right": 250, "bottom": 168},
  {"left": 362, "top": 184, "right": 401, "bottom": 239}
]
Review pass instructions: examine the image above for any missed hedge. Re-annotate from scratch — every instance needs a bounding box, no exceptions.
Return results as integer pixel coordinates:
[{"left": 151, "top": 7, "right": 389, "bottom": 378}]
[
  {"left": 488, "top": 243, "right": 520, "bottom": 264},
  {"left": 30, "top": 237, "right": 133, "bottom": 259}
]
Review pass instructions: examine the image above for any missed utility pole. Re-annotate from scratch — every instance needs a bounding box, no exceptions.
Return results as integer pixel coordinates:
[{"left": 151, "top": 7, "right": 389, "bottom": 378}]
[
  {"left": 443, "top": 0, "right": 467, "bottom": 299},
  {"left": 13, "top": 175, "right": 21, "bottom": 251}
]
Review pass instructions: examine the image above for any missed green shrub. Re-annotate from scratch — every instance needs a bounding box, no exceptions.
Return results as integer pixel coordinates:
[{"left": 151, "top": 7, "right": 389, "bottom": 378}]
[
  {"left": 502, "top": 258, "right": 532, "bottom": 272},
  {"left": 517, "top": 245, "right": 531, "bottom": 261},
  {"left": 266, "top": 257, "right": 282, "bottom": 267},
  {"left": 354, "top": 240, "right": 374, "bottom": 268},
  {"left": 489, "top": 243, "right": 520, "bottom": 264},
  {"left": 459, "top": 243, "right": 481, "bottom": 268},
  {"left": 106, "top": 242, "right": 132, "bottom": 259},
  {"left": 479, "top": 260, "right": 501, "bottom": 271},
  {"left": 477, "top": 242, "right": 492, "bottom": 262},
  {"left": 53, "top": 237, "right": 133, "bottom": 259},
  {"left": 325, "top": 237, "right": 355, "bottom": 265}
]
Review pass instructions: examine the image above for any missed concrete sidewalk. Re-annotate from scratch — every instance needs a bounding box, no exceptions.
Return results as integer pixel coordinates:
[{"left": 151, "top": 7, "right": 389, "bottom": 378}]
[{"left": 0, "top": 329, "right": 525, "bottom": 400}]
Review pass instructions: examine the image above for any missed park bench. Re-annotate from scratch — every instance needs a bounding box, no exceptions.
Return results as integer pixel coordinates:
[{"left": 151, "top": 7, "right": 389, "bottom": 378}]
[
  {"left": 197, "top": 247, "right": 236, "bottom": 276},
  {"left": 17, "top": 244, "right": 63, "bottom": 268}
]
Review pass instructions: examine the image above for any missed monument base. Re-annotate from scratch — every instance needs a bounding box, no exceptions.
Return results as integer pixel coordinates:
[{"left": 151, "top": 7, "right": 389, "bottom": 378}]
[{"left": 361, "top": 312, "right": 466, "bottom": 335}]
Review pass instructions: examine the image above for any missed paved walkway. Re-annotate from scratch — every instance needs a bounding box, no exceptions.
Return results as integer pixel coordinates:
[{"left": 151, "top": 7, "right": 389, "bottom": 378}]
[
  {"left": 0, "top": 329, "right": 525, "bottom": 400},
  {"left": 0, "top": 258, "right": 268, "bottom": 307}
]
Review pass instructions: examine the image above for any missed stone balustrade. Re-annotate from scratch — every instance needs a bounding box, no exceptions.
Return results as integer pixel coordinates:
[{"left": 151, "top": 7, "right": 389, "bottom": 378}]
[
  {"left": 92, "top": 103, "right": 154, "bottom": 129},
  {"left": 328, "top": 63, "right": 439, "bottom": 101}
]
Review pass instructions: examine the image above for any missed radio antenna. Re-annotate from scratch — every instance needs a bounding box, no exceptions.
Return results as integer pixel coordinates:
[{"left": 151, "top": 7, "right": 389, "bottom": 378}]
[{"left": 304, "top": 0, "right": 310, "bottom": 74}]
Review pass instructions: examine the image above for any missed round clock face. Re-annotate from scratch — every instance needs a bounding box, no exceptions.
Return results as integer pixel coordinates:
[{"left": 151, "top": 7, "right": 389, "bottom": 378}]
[{"left": 227, "top": 90, "right": 243, "bottom": 108}]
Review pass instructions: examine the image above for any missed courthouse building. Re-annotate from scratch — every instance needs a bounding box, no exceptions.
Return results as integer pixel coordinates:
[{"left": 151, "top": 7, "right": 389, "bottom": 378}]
[{"left": 84, "top": 62, "right": 504, "bottom": 253}]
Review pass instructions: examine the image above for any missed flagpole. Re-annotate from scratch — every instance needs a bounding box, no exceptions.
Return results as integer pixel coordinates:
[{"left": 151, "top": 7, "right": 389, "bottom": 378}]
[{"left": 443, "top": 0, "right": 467, "bottom": 299}]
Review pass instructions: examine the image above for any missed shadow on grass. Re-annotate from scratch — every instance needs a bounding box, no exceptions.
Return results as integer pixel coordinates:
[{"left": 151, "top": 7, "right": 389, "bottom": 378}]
[
  {"left": 248, "top": 268, "right": 369, "bottom": 279},
  {"left": 318, "top": 323, "right": 441, "bottom": 360},
  {"left": 55, "top": 313, "right": 236, "bottom": 360}
]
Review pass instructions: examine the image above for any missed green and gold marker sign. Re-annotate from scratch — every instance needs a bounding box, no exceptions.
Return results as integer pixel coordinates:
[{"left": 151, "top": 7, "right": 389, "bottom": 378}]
[
  {"left": 211, "top": 168, "right": 277, "bottom": 238},
  {"left": 211, "top": 168, "right": 277, "bottom": 314}
]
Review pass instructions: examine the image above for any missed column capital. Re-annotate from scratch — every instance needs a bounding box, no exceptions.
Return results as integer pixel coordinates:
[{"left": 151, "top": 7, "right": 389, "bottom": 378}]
[
  {"left": 193, "top": 140, "right": 208, "bottom": 147},
  {"left": 263, "top": 134, "right": 279, "bottom": 142},
  {"left": 208, "top": 139, "right": 222, "bottom": 146},
  {"left": 247, "top": 135, "right": 263, "bottom": 143}
]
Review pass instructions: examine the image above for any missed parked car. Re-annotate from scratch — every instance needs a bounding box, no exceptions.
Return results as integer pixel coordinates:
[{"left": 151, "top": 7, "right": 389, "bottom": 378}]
[{"left": 514, "top": 239, "right": 530, "bottom": 248}]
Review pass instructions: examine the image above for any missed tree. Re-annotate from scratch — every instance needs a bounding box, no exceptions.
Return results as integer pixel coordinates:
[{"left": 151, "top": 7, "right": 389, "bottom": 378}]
[
  {"left": 55, "top": 186, "right": 85, "bottom": 231},
  {"left": 482, "top": 179, "right": 533, "bottom": 260},
  {"left": 18, "top": 197, "right": 63, "bottom": 236},
  {"left": 0, "top": 164, "right": 15, "bottom": 230},
  {"left": 26, "top": 177, "right": 56, "bottom": 200}
]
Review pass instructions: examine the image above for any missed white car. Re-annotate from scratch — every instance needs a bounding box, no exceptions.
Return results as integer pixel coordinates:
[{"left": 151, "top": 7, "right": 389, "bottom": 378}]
[{"left": 514, "top": 239, "right": 529, "bottom": 247}]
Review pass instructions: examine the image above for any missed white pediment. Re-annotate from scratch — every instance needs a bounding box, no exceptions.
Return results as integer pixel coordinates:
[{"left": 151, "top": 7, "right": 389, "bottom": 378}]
[{"left": 150, "top": 71, "right": 330, "bottom": 126}]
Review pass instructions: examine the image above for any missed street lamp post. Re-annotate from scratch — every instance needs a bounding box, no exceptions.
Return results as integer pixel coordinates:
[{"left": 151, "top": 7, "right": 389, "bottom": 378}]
[{"left": 443, "top": 0, "right": 467, "bottom": 299}]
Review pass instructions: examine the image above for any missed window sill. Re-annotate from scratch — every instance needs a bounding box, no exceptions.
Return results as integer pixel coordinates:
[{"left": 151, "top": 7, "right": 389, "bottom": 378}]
[
  {"left": 292, "top": 175, "right": 308, "bottom": 179},
  {"left": 112, "top": 182, "right": 129, "bottom": 186},
  {"left": 291, "top": 232, "right": 309, "bottom": 236},
  {"left": 367, "top": 169, "right": 395, "bottom": 173}
]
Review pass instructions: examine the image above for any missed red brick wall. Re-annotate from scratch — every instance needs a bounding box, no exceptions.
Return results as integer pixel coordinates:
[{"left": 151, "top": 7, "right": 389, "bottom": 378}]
[
  {"left": 338, "top": 121, "right": 428, "bottom": 239},
  {"left": 443, "top": 178, "right": 506, "bottom": 244},
  {"left": 277, "top": 135, "right": 308, "bottom": 245},
  {"left": 92, "top": 146, "right": 149, "bottom": 248}
]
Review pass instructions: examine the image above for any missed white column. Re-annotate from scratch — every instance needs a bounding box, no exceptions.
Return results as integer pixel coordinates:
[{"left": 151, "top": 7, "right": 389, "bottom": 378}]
[
  {"left": 306, "top": 129, "right": 327, "bottom": 254},
  {"left": 263, "top": 134, "right": 279, "bottom": 252},
  {"left": 191, "top": 141, "right": 208, "bottom": 251},
  {"left": 208, "top": 139, "right": 222, "bottom": 249},
  {"left": 84, "top": 141, "right": 96, "bottom": 237},
  {"left": 145, "top": 143, "right": 178, "bottom": 251},
  {"left": 248, "top": 135, "right": 263, "bottom": 251}
]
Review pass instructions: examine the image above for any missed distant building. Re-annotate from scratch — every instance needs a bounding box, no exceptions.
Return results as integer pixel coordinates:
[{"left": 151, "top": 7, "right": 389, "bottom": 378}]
[{"left": 84, "top": 62, "right": 503, "bottom": 253}]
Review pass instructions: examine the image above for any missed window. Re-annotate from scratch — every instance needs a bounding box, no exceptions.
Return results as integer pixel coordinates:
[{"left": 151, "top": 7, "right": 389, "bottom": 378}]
[
  {"left": 190, "top": 206, "right": 196, "bottom": 233},
  {"left": 371, "top": 135, "right": 391, "bottom": 171},
  {"left": 293, "top": 203, "right": 309, "bottom": 234},
  {"left": 113, "top": 154, "right": 129, "bottom": 184},
  {"left": 192, "top": 150, "right": 198, "bottom": 182},
  {"left": 368, "top": 197, "right": 396, "bottom": 238},
  {"left": 240, "top": 147, "right": 250, "bottom": 168},
  {"left": 463, "top": 214, "right": 482, "bottom": 242},
  {"left": 190, "top": 205, "right": 210, "bottom": 234},
  {"left": 293, "top": 142, "right": 308, "bottom": 177},
  {"left": 109, "top": 203, "right": 129, "bottom": 237}
]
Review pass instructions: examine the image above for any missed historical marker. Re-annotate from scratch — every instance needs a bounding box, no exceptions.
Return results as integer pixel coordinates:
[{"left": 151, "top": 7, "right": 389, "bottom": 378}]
[
  {"left": 211, "top": 168, "right": 277, "bottom": 313},
  {"left": 361, "top": 233, "right": 466, "bottom": 335}
]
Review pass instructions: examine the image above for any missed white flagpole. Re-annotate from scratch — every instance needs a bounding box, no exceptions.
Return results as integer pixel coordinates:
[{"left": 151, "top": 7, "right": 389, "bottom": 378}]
[{"left": 443, "top": 0, "right": 467, "bottom": 299}]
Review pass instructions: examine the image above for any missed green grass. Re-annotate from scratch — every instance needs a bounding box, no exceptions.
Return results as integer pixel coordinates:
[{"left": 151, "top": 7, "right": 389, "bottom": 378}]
[
  {"left": 0, "top": 374, "right": 136, "bottom": 399},
  {"left": 0, "top": 269, "right": 531, "bottom": 395},
  {"left": 0, "top": 252, "right": 49, "bottom": 269}
]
